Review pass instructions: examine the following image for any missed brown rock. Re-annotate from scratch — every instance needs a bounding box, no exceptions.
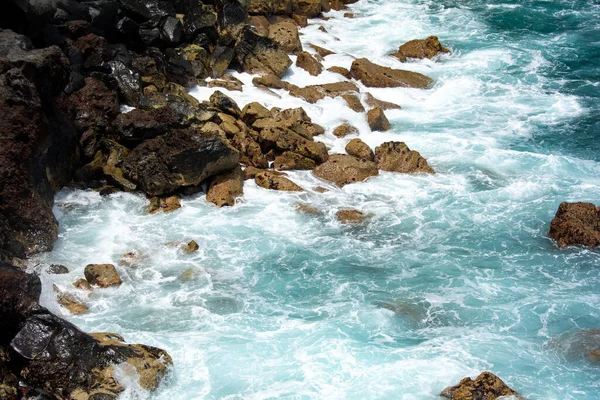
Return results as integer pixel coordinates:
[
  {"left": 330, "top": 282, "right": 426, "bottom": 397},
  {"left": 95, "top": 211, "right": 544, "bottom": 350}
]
[
  {"left": 84, "top": 264, "right": 122, "bottom": 288},
  {"left": 244, "top": 166, "right": 268, "bottom": 180},
  {"left": 207, "top": 79, "right": 244, "bottom": 92},
  {"left": 147, "top": 195, "right": 182, "bottom": 214},
  {"left": 53, "top": 284, "right": 88, "bottom": 315},
  {"left": 365, "top": 93, "right": 402, "bottom": 110},
  {"left": 296, "top": 51, "right": 323, "bottom": 76},
  {"left": 274, "top": 151, "right": 317, "bottom": 170},
  {"left": 441, "top": 372, "right": 524, "bottom": 400},
  {"left": 313, "top": 186, "right": 329, "bottom": 193},
  {"left": 367, "top": 107, "right": 392, "bottom": 131},
  {"left": 73, "top": 278, "right": 92, "bottom": 291},
  {"left": 350, "top": 58, "right": 433, "bottom": 88},
  {"left": 333, "top": 123, "right": 359, "bottom": 138},
  {"left": 118, "top": 251, "right": 142, "bottom": 267},
  {"left": 589, "top": 348, "right": 600, "bottom": 364},
  {"left": 235, "top": 27, "right": 292, "bottom": 78},
  {"left": 375, "top": 141, "right": 435, "bottom": 174},
  {"left": 269, "top": 21, "right": 303, "bottom": 54},
  {"left": 345, "top": 139, "right": 374, "bottom": 161},
  {"left": 548, "top": 202, "right": 600, "bottom": 248},
  {"left": 336, "top": 209, "right": 366, "bottom": 224},
  {"left": 309, "top": 44, "right": 335, "bottom": 58},
  {"left": 318, "top": 25, "right": 327, "bottom": 33},
  {"left": 183, "top": 240, "right": 199, "bottom": 253},
  {"left": 253, "top": 73, "right": 297, "bottom": 90},
  {"left": 248, "top": 15, "right": 271, "bottom": 36},
  {"left": 241, "top": 102, "right": 273, "bottom": 125},
  {"left": 259, "top": 127, "right": 329, "bottom": 163},
  {"left": 231, "top": 131, "right": 269, "bottom": 168},
  {"left": 392, "top": 36, "right": 450, "bottom": 62},
  {"left": 296, "top": 203, "right": 320, "bottom": 214},
  {"left": 295, "top": 0, "right": 324, "bottom": 17},
  {"left": 289, "top": 81, "right": 359, "bottom": 103},
  {"left": 343, "top": 12, "right": 354, "bottom": 18},
  {"left": 255, "top": 171, "right": 303, "bottom": 191},
  {"left": 342, "top": 94, "right": 365, "bottom": 112},
  {"left": 206, "top": 166, "right": 244, "bottom": 207},
  {"left": 313, "top": 154, "right": 378, "bottom": 186},
  {"left": 327, "top": 66, "right": 352, "bottom": 79}
]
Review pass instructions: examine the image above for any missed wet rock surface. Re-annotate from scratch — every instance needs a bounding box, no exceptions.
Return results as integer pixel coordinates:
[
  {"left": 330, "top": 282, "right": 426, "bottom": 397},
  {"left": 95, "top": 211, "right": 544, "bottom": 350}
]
[
  {"left": 375, "top": 141, "right": 435, "bottom": 174},
  {"left": 313, "top": 154, "right": 379, "bottom": 186},
  {"left": 441, "top": 372, "right": 524, "bottom": 400},
  {"left": 548, "top": 202, "right": 600, "bottom": 248},
  {"left": 350, "top": 58, "right": 433, "bottom": 88},
  {"left": 391, "top": 36, "right": 450, "bottom": 62}
]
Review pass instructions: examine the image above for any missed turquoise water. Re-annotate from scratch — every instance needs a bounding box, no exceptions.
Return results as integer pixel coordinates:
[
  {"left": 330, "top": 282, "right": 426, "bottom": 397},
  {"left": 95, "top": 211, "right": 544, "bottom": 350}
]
[{"left": 32, "top": 1, "right": 600, "bottom": 398}]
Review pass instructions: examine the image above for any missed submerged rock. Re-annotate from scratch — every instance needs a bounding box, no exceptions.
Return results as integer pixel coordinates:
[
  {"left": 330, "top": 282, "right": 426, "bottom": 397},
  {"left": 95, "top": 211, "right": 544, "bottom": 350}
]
[
  {"left": 441, "top": 372, "right": 524, "bottom": 400},
  {"left": 548, "top": 202, "right": 600, "bottom": 248},
  {"left": 206, "top": 165, "right": 244, "bottom": 207},
  {"left": 53, "top": 284, "right": 88, "bottom": 315},
  {"left": 147, "top": 195, "right": 182, "bottom": 214},
  {"left": 548, "top": 328, "right": 600, "bottom": 364},
  {"left": 313, "top": 154, "right": 378, "bottom": 186},
  {"left": 375, "top": 142, "right": 435, "bottom": 174},
  {"left": 84, "top": 264, "right": 122, "bottom": 288},
  {"left": 336, "top": 209, "right": 366, "bottom": 224},
  {"left": 350, "top": 58, "right": 433, "bottom": 88},
  {"left": 391, "top": 36, "right": 450, "bottom": 62},
  {"left": 47, "top": 264, "right": 69, "bottom": 274},
  {"left": 183, "top": 240, "right": 199, "bottom": 253}
]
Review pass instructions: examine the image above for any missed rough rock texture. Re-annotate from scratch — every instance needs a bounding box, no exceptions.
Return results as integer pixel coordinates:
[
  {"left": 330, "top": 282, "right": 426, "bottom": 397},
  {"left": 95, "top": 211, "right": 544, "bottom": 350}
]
[
  {"left": 268, "top": 21, "right": 302, "bottom": 54},
  {"left": 367, "top": 107, "right": 392, "bottom": 131},
  {"left": 122, "top": 128, "right": 240, "bottom": 196},
  {"left": 441, "top": 372, "right": 524, "bottom": 400},
  {"left": 289, "top": 81, "right": 358, "bottom": 103},
  {"left": 345, "top": 139, "right": 374, "bottom": 161},
  {"left": 0, "top": 347, "right": 18, "bottom": 400},
  {"left": 53, "top": 284, "right": 88, "bottom": 315},
  {"left": 259, "top": 127, "right": 329, "bottom": 163},
  {"left": 111, "top": 107, "right": 185, "bottom": 144},
  {"left": 333, "top": 123, "right": 359, "bottom": 138},
  {"left": 206, "top": 165, "right": 244, "bottom": 207},
  {"left": 313, "top": 154, "right": 378, "bottom": 186},
  {"left": 327, "top": 66, "right": 351, "bottom": 79},
  {"left": 210, "top": 90, "right": 242, "bottom": 117},
  {"left": 274, "top": 151, "right": 317, "bottom": 170},
  {"left": 183, "top": 240, "right": 199, "bottom": 253},
  {"left": 342, "top": 94, "right": 365, "bottom": 112},
  {"left": 231, "top": 131, "right": 270, "bottom": 168},
  {"left": 147, "top": 195, "right": 182, "bottom": 214},
  {"left": 375, "top": 141, "right": 434, "bottom": 174},
  {"left": 548, "top": 202, "right": 600, "bottom": 248},
  {"left": 365, "top": 93, "right": 401, "bottom": 110},
  {"left": 309, "top": 44, "right": 334, "bottom": 58},
  {"left": 392, "top": 36, "right": 450, "bottom": 62},
  {"left": 350, "top": 58, "right": 433, "bottom": 88},
  {"left": 336, "top": 209, "right": 366, "bottom": 224},
  {"left": 235, "top": 26, "right": 292, "bottom": 78},
  {"left": 84, "top": 264, "right": 122, "bottom": 288},
  {"left": 255, "top": 170, "right": 303, "bottom": 191},
  {"left": 296, "top": 51, "right": 323, "bottom": 76}
]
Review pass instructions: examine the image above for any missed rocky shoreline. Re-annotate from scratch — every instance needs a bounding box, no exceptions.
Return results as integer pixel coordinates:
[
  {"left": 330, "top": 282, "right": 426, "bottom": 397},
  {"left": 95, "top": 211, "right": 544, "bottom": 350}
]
[{"left": 0, "top": 0, "right": 599, "bottom": 398}]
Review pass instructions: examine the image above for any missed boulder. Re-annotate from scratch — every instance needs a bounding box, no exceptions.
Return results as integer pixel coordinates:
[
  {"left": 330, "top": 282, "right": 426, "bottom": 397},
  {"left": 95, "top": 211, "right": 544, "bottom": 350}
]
[
  {"left": 255, "top": 170, "right": 303, "bottom": 191},
  {"left": 391, "top": 36, "right": 450, "bottom": 62},
  {"left": 336, "top": 209, "right": 366, "bottom": 224},
  {"left": 296, "top": 51, "right": 323, "bottom": 76},
  {"left": 183, "top": 240, "right": 199, "bottom": 253},
  {"left": 234, "top": 26, "right": 292, "bottom": 78},
  {"left": 122, "top": 127, "right": 240, "bottom": 196},
  {"left": 345, "top": 139, "right": 374, "bottom": 161},
  {"left": 333, "top": 123, "right": 359, "bottom": 138},
  {"left": 231, "top": 131, "right": 270, "bottom": 168},
  {"left": 256, "top": 107, "right": 324, "bottom": 140},
  {"left": 259, "top": 127, "right": 329, "bottom": 163},
  {"left": 243, "top": 166, "right": 267, "bottom": 180},
  {"left": 374, "top": 141, "right": 434, "bottom": 174},
  {"left": 294, "top": 0, "right": 324, "bottom": 17},
  {"left": 146, "top": 195, "right": 182, "bottom": 214},
  {"left": 71, "top": 77, "right": 120, "bottom": 133},
  {"left": 309, "top": 44, "right": 334, "bottom": 58},
  {"left": 208, "top": 78, "right": 244, "bottom": 91},
  {"left": 313, "top": 154, "right": 378, "bottom": 186},
  {"left": 209, "top": 90, "right": 242, "bottom": 117},
  {"left": 342, "top": 94, "right": 365, "bottom": 112},
  {"left": 84, "top": 264, "right": 122, "bottom": 288},
  {"left": 248, "top": 0, "right": 274, "bottom": 16},
  {"left": 210, "top": 45, "right": 235, "bottom": 78},
  {"left": 289, "top": 81, "right": 359, "bottom": 103},
  {"left": 268, "top": 21, "right": 302, "bottom": 54},
  {"left": 365, "top": 92, "right": 402, "bottom": 110},
  {"left": 252, "top": 73, "right": 297, "bottom": 90},
  {"left": 350, "top": 58, "right": 433, "bottom": 88},
  {"left": 367, "top": 107, "right": 392, "bottom": 131},
  {"left": 241, "top": 102, "right": 273, "bottom": 125},
  {"left": 327, "top": 66, "right": 351, "bottom": 79},
  {"left": 73, "top": 278, "right": 92, "bottom": 291},
  {"left": 53, "top": 285, "right": 88, "bottom": 315},
  {"left": 206, "top": 165, "right": 244, "bottom": 207},
  {"left": 111, "top": 107, "right": 185, "bottom": 144},
  {"left": 441, "top": 372, "right": 524, "bottom": 400},
  {"left": 548, "top": 202, "right": 600, "bottom": 248},
  {"left": 274, "top": 151, "right": 317, "bottom": 170}
]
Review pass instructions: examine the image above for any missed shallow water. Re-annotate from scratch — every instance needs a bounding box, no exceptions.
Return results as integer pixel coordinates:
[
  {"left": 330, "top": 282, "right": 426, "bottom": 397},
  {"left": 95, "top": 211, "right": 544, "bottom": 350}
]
[{"left": 31, "top": 0, "right": 600, "bottom": 398}]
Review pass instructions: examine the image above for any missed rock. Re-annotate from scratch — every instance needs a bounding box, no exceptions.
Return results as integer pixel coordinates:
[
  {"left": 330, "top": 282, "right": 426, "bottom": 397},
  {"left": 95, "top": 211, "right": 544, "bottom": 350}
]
[
  {"left": 118, "top": 251, "right": 142, "bottom": 267},
  {"left": 259, "top": 127, "right": 329, "bottom": 163},
  {"left": 255, "top": 171, "right": 303, "bottom": 191},
  {"left": 260, "top": 107, "right": 324, "bottom": 140},
  {"left": 343, "top": 12, "right": 354, "bottom": 18},
  {"left": 345, "top": 139, "right": 374, "bottom": 161},
  {"left": 243, "top": 166, "right": 266, "bottom": 180},
  {"left": 161, "top": 16, "right": 183, "bottom": 45},
  {"left": 268, "top": 21, "right": 302, "bottom": 54},
  {"left": 109, "top": 60, "right": 141, "bottom": 106},
  {"left": 47, "top": 264, "right": 69, "bottom": 274},
  {"left": 217, "top": 0, "right": 248, "bottom": 31},
  {"left": 549, "top": 329, "right": 600, "bottom": 363},
  {"left": 313, "top": 154, "right": 378, "bottom": 186},
  {"left": 231, "top": 131, "right": 270, "bottom": 168},
  {"left": 333, "top": 123, "right": 359, "bottom": 138},
  {"left": 294, "top": 0, "right": 324, "bottom": 17},
  {"left": 296, "top": 203, "right": 320, "bottom": 214},
  {"left": 391, "top": 36, "right": 450, "bottom": 62},
  {"left": 164, "top": 48, "right": 197, "bottom": 88},
  {"left": 350, "top": 58, "right": 433, "bottom": 88},
  {"left": 235, "top": 26, "right": 292, "bottom": 78},
  {"left": 309, "top": 44, "right": 334, "bottom": 58},
  {"left": 71, "top": 77, "right": 120, "bottom": 133},
  {"left": 53, "top": 284, "right": 88, "bottom": 315},
  {"left": 208, "top": 75, "right": 244, "bottom": 91},
  {"left": 342, "top": 94, "right": 365, "bottom": 112},
  {"left": 112, "top": 107, "right": 185, "bottom": 144},
  {"left": 365, "top": 92, "right": 402, "bottom": 110},
  {"left": 289, "top": 81, "right": 359, "bottom": 103},
  {"left": 210, "top": 45, "right": 235, "bottom": 78},
  {"left": 146, "top": 195, "right": 182, "bottom": 214},
  {"left": 313, "top": 186, "right": 329, "bottom": 193},
  {"left": 327, "top": 66, "right": 351, "bottom": 79},
  {"left": 183, "top": 240, "right": 199, "bottom": 253},
  {"left": 241, "top": 102, "right": 273, "bottom": 125},
  {"left": 84, "top": 264, "right": 122, "bottom": 288},
  {"left": 73, "top": 278, "right": 93, "bottom": 291},
  {"left": 123, "top": 127, "right": 240, "bottom": 196},
  {"left": 375, "top": 141, "right": 435, "bottom": 174},
  {"left": 296, "top": 51, "right": 323, "bottom": 76},
  {"left": 336, "top": 209, "right": 366, "bottom": 224},
  {"left": 367, "top": 107, "right": 392, "bottom": 131},
  {"left": 548, "top": 202, "right": 600, "bottom": 248},
  {"left": 274, "top": 151, "right": 317, "bottom": 170},
  {"left": 441, "top": 372, "right": 524, "bottom": 400},
  {"left": 206, "top": 165, "right": 244, "bottom": 207},
  {"left": 589, "top": 348, "right": 600, "bottom": 364},
  {"left": 210, "top": 90, "right": 242, "bottom": 117},
  {"left": 252, "top": 73, "right": 296, "bottom": 90}
]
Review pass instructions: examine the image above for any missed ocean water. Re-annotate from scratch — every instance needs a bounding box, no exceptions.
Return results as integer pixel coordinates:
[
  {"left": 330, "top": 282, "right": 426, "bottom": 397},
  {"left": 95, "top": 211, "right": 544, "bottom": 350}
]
[{"left": 30, "top": 0, "right": 600, "bottom": 398}]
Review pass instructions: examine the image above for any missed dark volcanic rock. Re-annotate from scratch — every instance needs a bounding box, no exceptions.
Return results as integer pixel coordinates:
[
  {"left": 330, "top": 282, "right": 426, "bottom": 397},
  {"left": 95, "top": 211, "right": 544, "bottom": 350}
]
[
  {"left": 441, "top": 372, "right": 524, "bottom": 400},
  {"left": 548, "top": 202, "right": 600, "bottom": 248},
  {"left": 123, "top": 127, "right": 240, "bottom": 196},
  {"left": 70, "top": 76, "right": 120, "bottom": 133},
  {"left": 112, "top": 107, "right": 185, "bottom": 144}
]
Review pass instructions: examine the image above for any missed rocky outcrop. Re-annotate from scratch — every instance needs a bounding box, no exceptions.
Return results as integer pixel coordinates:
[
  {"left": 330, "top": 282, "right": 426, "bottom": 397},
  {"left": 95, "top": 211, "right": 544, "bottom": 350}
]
[
  {"left": 367, "top": 107, "right": 392, "bottom": 131},
  {"left": 548, "top": 202, "right": 600, "bottom": 248},
  {"left": 345, "top": 139, "right": 374, "bottom": 161},
  {"left": 268, "top": 21, "right": 302, "bottom": 54},
  {"left": 259, "top": 126, "right": 329, "bottom": 163},
  {"left": 255, "top": 170, "right": 303, "bottom": 191},
  {"left": 391, "top": 36, "right": 450, "bottom": 62},
  {"left": 122, "top": 128, "right": 240, "bottom": 196},
  {"left": 441, "top": 372, "right": 524, "bottom": 400},
  {"left": 313, "top": 154, "right": 379, "bottom": 186},
  {"left": 206, "top": 165, "right": 244, "bottom": 207},
  {"left": 289, "top": 81, "right": 358, "bottom": 103},
  {"left": 375, "top": 142, "right": 434, "bottom": 174},
  {"left": 296, "top": 51, "right": 323, "bottom": 76},
  {"left": 84, "top": 264, "right": 122, "bottom": 288},
  {"left": 350, "top": 58, "right": 433, "bottom": 88},
  {"left": 274, "top": 151, "right": 317, "bottom": 170},
  {"left": 234, "top": 26, "right": 292, "bottom": 77}
]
